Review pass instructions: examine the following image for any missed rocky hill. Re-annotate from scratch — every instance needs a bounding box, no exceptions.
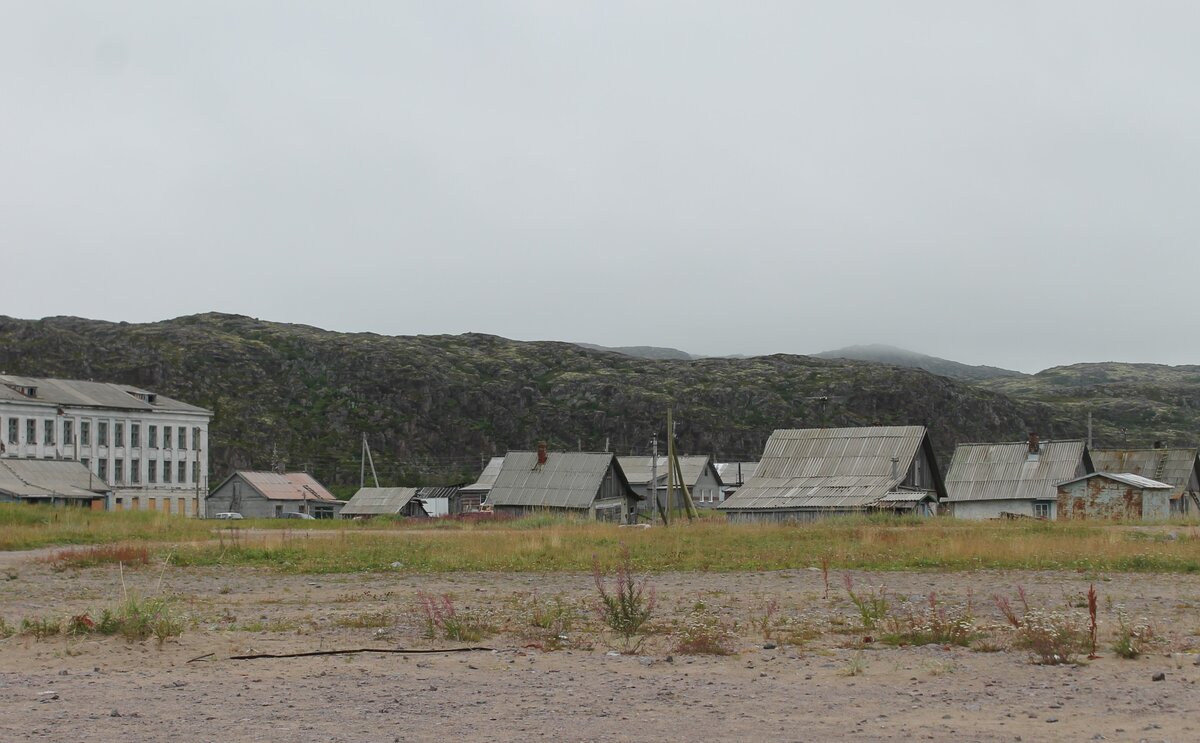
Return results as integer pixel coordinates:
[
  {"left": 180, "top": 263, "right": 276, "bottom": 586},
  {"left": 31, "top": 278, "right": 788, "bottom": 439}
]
[
  {"left": 572, "top": 343, "right": 695, "bottom": 361},
  {"left": 0, "top": 314, "right": 1078, "bottom": 491},
  {"left": 815, "top": 344, "right": 1026, "bottom": 382},
  {"left": 978, "top": 362, "right": 1200, "bottom": 450}
]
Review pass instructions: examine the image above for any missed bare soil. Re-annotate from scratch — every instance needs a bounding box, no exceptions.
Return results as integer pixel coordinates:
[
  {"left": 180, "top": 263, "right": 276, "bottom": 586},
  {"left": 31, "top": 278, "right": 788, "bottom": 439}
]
[{"left": 2, "top": 557, "right": 1200, "bottom": 742}]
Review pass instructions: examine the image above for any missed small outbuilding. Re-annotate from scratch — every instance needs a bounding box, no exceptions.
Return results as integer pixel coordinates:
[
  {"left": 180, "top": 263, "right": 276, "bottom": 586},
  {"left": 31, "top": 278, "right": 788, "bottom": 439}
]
[
  {"left": 486, "top": 447, "right": 640, "bottom": 521},
  {"left": 340, "top": 487, "right": 429, "bottom": 519},
  {"left": 716, "top": 426, "right": 944, "bottom": 523},
  {"left": 205, "top": 471, "right": 344, "bottom": 519},
  {"left": 618, "top": 455, "right": 724, "bottom": 511},
  {"left": 945, "top": 435, "right": 1091, "bottom": 520},
  {"left": 1056, "top": 472, "right": 1173, "bottom": 521},
  {"left": 0, "top": 459, "right": 109, "bottom": 508},
  {"left": 1089, "top": 448, "right": 1200, "bottom": 516},
  {"left": 459, "top": 456, "right": 504, "bottom": 512},
  {"left": 715, "top": 461, "right": 759, "bottom": 500}
]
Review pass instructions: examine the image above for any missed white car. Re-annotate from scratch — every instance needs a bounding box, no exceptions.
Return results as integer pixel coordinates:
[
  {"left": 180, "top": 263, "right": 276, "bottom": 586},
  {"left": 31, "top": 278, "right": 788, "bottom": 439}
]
[{"left": 213, "top": 512, "right": 244, "bottom": 520}]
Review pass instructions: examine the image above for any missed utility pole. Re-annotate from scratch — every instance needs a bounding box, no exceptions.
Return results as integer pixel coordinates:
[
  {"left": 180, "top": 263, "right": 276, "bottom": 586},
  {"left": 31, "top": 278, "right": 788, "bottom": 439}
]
[
  {"left": 650, "top": 433, "right": 660, "bottom": 524},
  {"left": 360, "top": 433, "right": 379, "bottom": 489},
  {"left": 1087, "top": 411, "right": 1093, "bottom": 450},
  {"left": 666, "top": 407, "right": 698, "bottom": 522}
]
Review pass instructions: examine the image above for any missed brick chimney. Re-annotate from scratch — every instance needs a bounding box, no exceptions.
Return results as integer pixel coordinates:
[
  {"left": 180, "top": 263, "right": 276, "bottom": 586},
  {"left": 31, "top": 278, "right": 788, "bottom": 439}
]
[
  {"left": 537, "top": 441, "right": 548, "bottom": 466},
  {"left": 1027, "top": 432, "right": 1040, "bottom": 454}
]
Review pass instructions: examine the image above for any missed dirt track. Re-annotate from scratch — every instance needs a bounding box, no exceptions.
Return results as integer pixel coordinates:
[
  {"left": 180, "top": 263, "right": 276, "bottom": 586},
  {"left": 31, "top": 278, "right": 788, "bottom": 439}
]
[{"left": 2, "top": 558, "right": 1199, "bottom": 742}]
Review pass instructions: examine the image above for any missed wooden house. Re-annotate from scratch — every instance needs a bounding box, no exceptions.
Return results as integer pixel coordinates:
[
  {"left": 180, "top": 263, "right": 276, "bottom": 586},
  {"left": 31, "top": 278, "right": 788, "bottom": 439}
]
[
  {"left": 716, "top": 426, "right": 944, "bottom": 523},
  {"left": 486, "top": 447, "right": 640, "bottom": 521}
]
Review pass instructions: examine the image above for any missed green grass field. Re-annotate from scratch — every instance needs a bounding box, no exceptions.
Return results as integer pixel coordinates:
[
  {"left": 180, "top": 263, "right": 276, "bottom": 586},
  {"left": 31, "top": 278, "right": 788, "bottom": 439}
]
[{"left": 6, "top": 504, "right": 1200, "bottom": 575}]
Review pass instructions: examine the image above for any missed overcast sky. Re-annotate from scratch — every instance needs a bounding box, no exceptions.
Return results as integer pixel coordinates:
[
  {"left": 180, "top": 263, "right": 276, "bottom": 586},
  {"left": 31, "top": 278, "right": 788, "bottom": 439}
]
[{"left": 4, "top": 2, "right": 1198, "bottom": 373}]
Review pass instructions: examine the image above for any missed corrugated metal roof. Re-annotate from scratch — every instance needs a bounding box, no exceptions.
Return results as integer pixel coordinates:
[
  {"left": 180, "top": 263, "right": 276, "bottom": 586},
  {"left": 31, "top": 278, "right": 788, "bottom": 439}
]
[
  {"left": 460, "top": 457, "right": 505, "bottom": 493},
  {"left": 0, "top": 375, "right": 209, "bottom": 414},
  {"left": 487, "top": 452, "right": 630, "bottom": 509},
  {"left": 0, "top": 459, "right": 107, "bottom": 499},
  {"left": 617, "top": 455, "right": 714, "bottom": 488},
  {"left": 340, "top": 487, "right": 420, "bottom": 515},
  {"left": 416, "top": 485, "right": 460, "bottom": 499},
  {"left": 879, "top": 490, "right": 934, "bottom": 503},
  {"left": 944, "top": 440, "right": 1088, "bottom": 503},
  {"left": 235, "top": 472, "right": 338, "bottom": 502},
  {"left": 1059, "top": 472, "right": 1174, "bottom": 490},
  {"left": 717, "top": 426, "right": 932, "bottom": 511},
  {"left": 715, "top": 462, "right": 759, "bottom": 486},
  {"left": 1088, "top": 449, "right": 1199, "bottom": 499}
]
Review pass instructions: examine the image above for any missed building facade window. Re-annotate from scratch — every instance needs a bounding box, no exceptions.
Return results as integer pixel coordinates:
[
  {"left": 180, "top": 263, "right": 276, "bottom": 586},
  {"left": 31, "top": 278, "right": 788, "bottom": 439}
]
[
  {"left": 115, "top": 422, "right": 124, "bottom": 447},
  {"left": 115, "top": 459, "right": 124, "bottom": 484},
  {"left": 81, "top": 457, "right": 89, "bottom": 470},
  {"left": 148, "top": 425, "right": 157, "bottom": 449},
  {"left": 1033, "top": 502, "right": 1052, "bottom": 519},
  {"left": 177, "top": 461, "right": 187, "bottom": 484},
  {"left": 98, "top": 459, "right": 108, "bottom": 481},
  {"left": 148, "top": 461, "right": 157, "bottom": 484},
  {"left": 162, "top": 461, "right": 171, "bottom": 484},
  {"left": 43, "top": 419, "right": 54, "bottom": 445},
  {"left": 98, "top": 421, "right": 108, "bottom": 446},
  {"left": 26, "top": 419, "right": 35, "bottom": 444},
  {"left": 7, "top": 418, "right": 16, "bottom": 444},
  {"left": 80, "top": 421, "right": 90, "bottom": 446},
  {"left": 63, "top": 420, "right": 74, "bottom": 445},
  {"left": 131, "top": 460, "right": 141, "bottom": 484},
  {"left": 192, "top": 461, "right": 199, "bottom": 484},
  {"left": 193, "top": 427, "right": 201, "bottom": 450},
  {"left": 178, "top": 427, "right": 186, "bottom": 449},
  {"left": 130, "top": 424, "right": 140, "bottom": 448}
]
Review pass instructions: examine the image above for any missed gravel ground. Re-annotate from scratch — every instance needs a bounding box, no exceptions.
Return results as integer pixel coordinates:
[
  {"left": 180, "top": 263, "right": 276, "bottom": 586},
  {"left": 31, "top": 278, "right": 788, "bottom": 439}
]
[{"left": 2, "top": 558, "right": 1200, "bottom": 742}]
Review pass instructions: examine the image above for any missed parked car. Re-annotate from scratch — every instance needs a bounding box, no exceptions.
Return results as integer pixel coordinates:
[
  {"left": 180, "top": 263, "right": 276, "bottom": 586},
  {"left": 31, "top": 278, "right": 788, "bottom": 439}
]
[
  {"left": 282, "top": 512, "right": 316, "bottom": 520},
  {"left": 214, "top": 512, "right": 243, "bottom": 520}
]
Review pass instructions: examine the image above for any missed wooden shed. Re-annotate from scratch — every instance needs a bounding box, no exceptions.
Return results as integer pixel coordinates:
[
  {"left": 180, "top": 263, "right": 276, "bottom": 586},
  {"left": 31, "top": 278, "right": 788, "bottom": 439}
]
[{"left": 340, "top": 487, "right": 429, "bottom": 519}]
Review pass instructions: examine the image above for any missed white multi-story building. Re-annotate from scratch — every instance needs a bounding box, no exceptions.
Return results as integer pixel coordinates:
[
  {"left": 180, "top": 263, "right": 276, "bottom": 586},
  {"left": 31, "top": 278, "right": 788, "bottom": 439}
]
[{"left": 0, "top": 375, "right": 211, "bottom": 516}]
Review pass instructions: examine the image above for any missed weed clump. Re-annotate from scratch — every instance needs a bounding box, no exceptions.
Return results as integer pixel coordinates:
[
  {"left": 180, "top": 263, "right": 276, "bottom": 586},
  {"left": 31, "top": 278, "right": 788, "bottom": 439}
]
[
  {"left": 995, "top": 588, "right": 1089, "bottom": 665},
  {"left": 1111, "top": 609, "right": 1156, "bottom": 659},
  {"left": 418, "top": 593, "right": 492, "bottom": 642},
  {"left": 673, "top": 611, "right": 737, "bottom": 656},
  {"left": 842, "top": 575, "right": 888, "bottom": 630},
  {"left": 592, "top": 550, "right": 655, "bottom": 652},
  {"left": 881, "top": 592, "right": 975, "bottom": 647}
]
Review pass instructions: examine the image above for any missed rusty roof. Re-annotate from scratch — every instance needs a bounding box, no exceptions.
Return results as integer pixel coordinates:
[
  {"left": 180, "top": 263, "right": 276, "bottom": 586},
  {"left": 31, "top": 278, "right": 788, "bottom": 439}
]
[
  {"left": 944, "top": 440, "right": 1089, "bottom": 503},
  {"left": 222, "top": 471, "right": 339, "bottom": 502},
  {"left": 1088, "top": 449, "right": 1200, "bottom": 499},
  {"left": 716, "top": 426, "right": 940, "bottom": 511}
]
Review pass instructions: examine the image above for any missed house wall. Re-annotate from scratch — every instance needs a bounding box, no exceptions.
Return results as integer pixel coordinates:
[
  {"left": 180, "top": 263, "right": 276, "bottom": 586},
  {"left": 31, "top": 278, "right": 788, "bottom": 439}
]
[
  {"left": 635, "top": 466, "right": 723, "bottom": 512},
  {"left": 902, "top": 447, "right": 938, "bottom": 491},
  {"left": 723, "top": 508, "right": 867, "bottom": 524},
  {"left": 1057, "top": 479, "right": 1170, "bottom": 521},
  {"left": 950, "top": 499, "right": 1055, "bottom": 520},
  {"left": 691, "top": 467, "right": 724, "bottom": 508},
  {"left": 0, "top": 398, "right": 211, "bottom": 517}
]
